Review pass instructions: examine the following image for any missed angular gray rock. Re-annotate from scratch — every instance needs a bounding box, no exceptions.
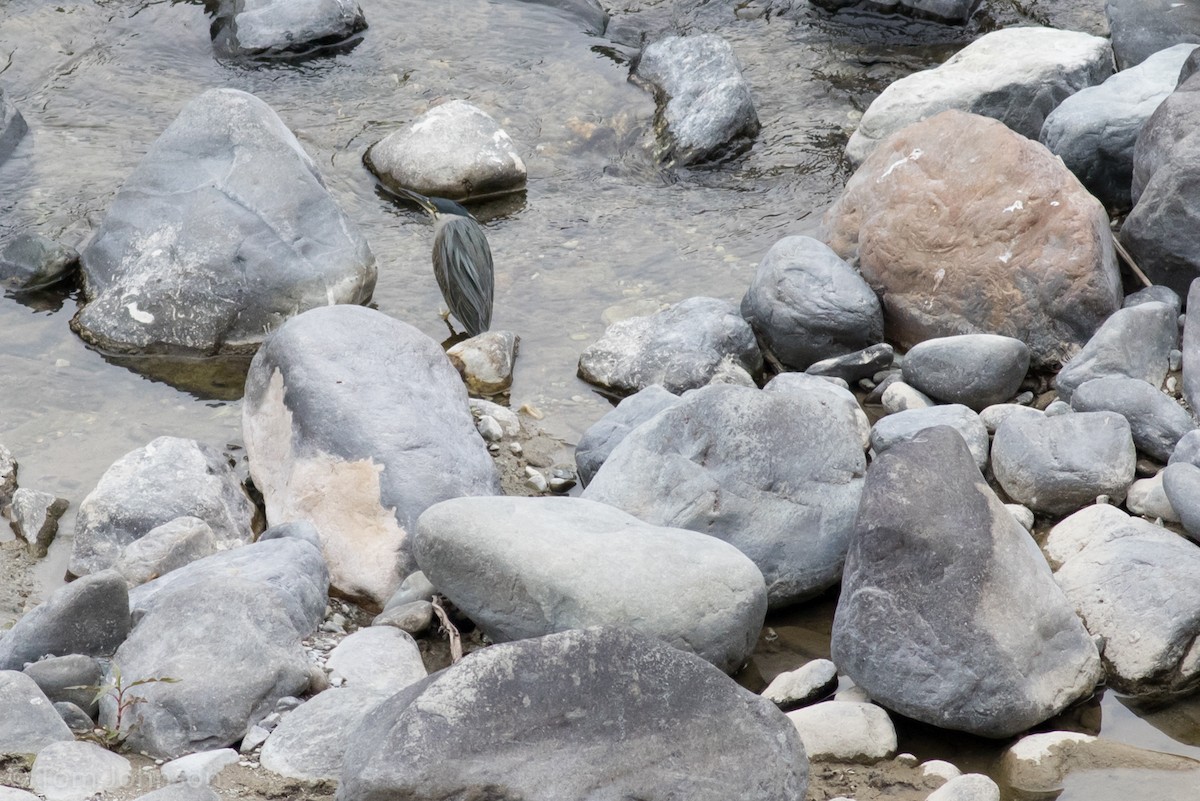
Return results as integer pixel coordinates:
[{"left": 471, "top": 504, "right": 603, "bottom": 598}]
[
  {"left": 128, "top": 537, "right": 328, "bottom": 636},
  {"left": 0, "top": 234, "right": 79, "bottom": 292},
  {"left": 371, "top": 600, "right": 433, "bottom": 634},
  {"left": 1162, "top": 462, "right": 1200, "bottom": 540},
  {"left": 1107, "top": 0, "right": 1200, "bottom": 69},
  {"left": 325, "top": 628, "right": 426, "bottom": 694},
  {"left": 901, "top": 335, "right": 1029, "bottom": 410},
  {"left": 417, "top": 496, "right": 767, "bottom": 673},
  {"left": 577, "top": 297, "right": 762, "bottom": 397},
  {"left": 260, "top": 687, "right": 387, "bottom": 781},
  {"left": 54, "top": 701, "right": 95, "bottom": 733},
  {"left": 31, "top": 740, "right": 131, "bottom": 801},
  {"left": 339, "top": 628, "right": 807, "bottom": 801},
  {"left": 69, "top": 436, "right": 256, "bottom": 577},
  {"left": 1054, "top": 301, "right": 1177, "bottom": 402},
  {"left": 870, "top": 405, "right": 989, "bottom": 472},
  {"left": 575, "top": 385, "right": 681, "bottom": 487},
  {"left": 846, "top": 28, "right": 1113, "bottom": 165},
  {"left": 365, "top": 100, "right": 526, "bottom": 201},
  {"left": 805, "top": 343, "right": 894, "bottom": 383},
  {"left": 103, "top": 574, "right": 314, "bottom": 758},
  {"left": 0, "top": 571, "right": 129, "bottom": 671},
  {"left": 74, "top": 88, "right": 375, "bottom": 355},
  {"left": 115, "top": 516, "right": 218, "bottom": 587},
  {"left": 1070, "top": 377, "right": 1194, "bottom": 462},
  {"left": 243, "top": 304, "right": 500, "bottom": 607},
  {"left": 740, "top": 235, "right": 883, "bottom": 370},
  {"left": 1047, "top": 505, "right": 1200, "bottom": 698},
  {"left": 0, "top": 670, "right": 73, "bottom": 755},
  {"left": 23, "top": 655, "right": 103, "bottom": 715},
  {"left": 583, "top": 384, "right": 866, "bottom": 608},
  {"left": 993, "top": 411, "right": 1137, "bottom": 515},
  {"left": 1041, "top": 44, "right": 1197, "bottom": 210},
  {"left": 8, "top": 488, "right": 68, "bottom": 555},
  {"left": 0, "top": 84, "right": 27, "bottom": 166},
  {"left": 632, "top": 35, "right": 759, "bottom": 166},
  {"left": 786, "top": 702, "right": 897, "bottom": 763},
  {"left": 834, "top": 428, "right": 1103, "bottom": 737},
  {"left": 210, "top": 0, "right": 367, "bottom": 61}
]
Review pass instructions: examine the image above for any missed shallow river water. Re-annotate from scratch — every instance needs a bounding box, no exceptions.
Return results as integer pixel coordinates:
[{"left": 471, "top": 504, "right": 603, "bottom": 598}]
[{"left": 0, "top": 0, "right": 1195, "bottom": 797}]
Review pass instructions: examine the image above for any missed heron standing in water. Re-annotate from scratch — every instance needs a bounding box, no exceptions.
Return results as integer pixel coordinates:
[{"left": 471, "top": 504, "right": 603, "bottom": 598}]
[{"left": 390, "top": 187, "right": 494, "bottom": 337}]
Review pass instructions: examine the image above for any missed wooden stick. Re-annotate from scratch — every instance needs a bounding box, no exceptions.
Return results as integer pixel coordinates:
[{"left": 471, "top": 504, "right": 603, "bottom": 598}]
[
  {"left": 1112, "top": 234, "right": 1152, "bottom": 288},
  {"left": 430, "top": 595, "right": 463, "bottom": 664}
]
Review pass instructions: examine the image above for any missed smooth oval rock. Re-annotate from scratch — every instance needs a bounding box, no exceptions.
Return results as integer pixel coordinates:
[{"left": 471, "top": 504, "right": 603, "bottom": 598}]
[
  {"left": 992, "top": 411, "right": 1137, "bottom": 515},
  {"left": 1162, "top": 462, "right": 1200, "bottom": 540},
  {"left": 243, "top": 305, "right": 500, "bottom": 607},
  {"left": 740, "top": 235, "right": 883, "bottom": 370},
  {"left": 845, "top": 28, "right": 1113, "bottom": 165},
  {"left": 69, "top": 436, "right": 256, "bottom": 577},
  {"left": 415, "top": 496, "right": 767, "bottom": 673},
  {"left": 577, "top": 297, "right": 762, "bottom": 397},
  {"left": 632, "top": 34, "right": 759, "bottom": 166},
  {"left": 210, "top": 0, "right": 367, "bottom": 61},
  {"left": 832, "top": 427, "right": 1103, "bottom": 738},
  {"left": 74, "top": 88, "right": 374, "bottom": 355},
  {"left": 365, "top": 100, "right": 526, "bottom": 201},
  {"left": 583, "top": 383, "right": 866, "bottom": 608},
  {"left": 825, "top": 111, "right": 1122, "bottom": 370},
  {"left": 338, "top": 627, "right": 807, "bottom": 801},
  {"left": 1070, "top": 376, "right": 1194, "bottom": 462},
  {"left": 901, "top": 334, "right": 1029, "bottom": 410}
]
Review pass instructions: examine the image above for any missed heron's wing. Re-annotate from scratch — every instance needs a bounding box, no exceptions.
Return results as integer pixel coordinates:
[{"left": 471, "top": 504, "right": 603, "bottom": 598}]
[{"left": 433, "top": 217, "right": 494, "bottom": 337}]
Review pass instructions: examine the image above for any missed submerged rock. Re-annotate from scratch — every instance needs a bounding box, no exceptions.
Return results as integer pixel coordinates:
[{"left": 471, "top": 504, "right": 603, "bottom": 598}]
[
  {"left": 0, "top": 234, "right": 79, "bottom": 292},
  {"left": 339, "top": 628, "right": 807, "bottom": 801},
  {"left": 740, "top": 235, "right": 883, "bottom": 370},
  {"left": 365, "top": 100, "right": 526, "bottom": 201},
  {"left": 415, "top": 496, "right": 767, "bottom": 673},
  {"left": 845, "top": 28, "right": 1113, "bottom": 165},
  {"left": 810, "top": 0, "right": 979, "bottom": 23},
  {"left": 1001, "top": 731, "right": 1200, "bottom": 797},
  {"left": 74, "top": 88, "right": 375, "bottom": 355},
  {"left": 584, "top": 384, "right": 865, "bottom": 608},
  {"left": 243, "top": 305, "right": 500, "bottom": 607},
  {"left": 832, "top": 427, "right": 1103, "bottom": 738},
  {"left": 69, "top": 436, "right": 256, "bottom": 577},
  {"left": 0, "top": 84, "right": 27, "bottom": 166},
  {"left": 825, "top": 111, "right": 1121, "bottom": 369},
  {"left": 577, "top": 297, "right": 762, "bottom": 396},
  {"left": 210, "top": 0, "right": 367, "bottom": 61},
  {"left": 632, "top": 34, "right": 759, "bottom": 166}
]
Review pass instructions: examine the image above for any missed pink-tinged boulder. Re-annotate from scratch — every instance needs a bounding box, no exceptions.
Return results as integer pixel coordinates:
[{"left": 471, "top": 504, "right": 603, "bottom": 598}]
[{"left": 822, "top": 110, "right": 1122, "bottom": 369}]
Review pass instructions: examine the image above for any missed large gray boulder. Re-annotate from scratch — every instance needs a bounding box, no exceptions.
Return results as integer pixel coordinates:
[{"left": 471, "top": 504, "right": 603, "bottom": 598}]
[
  {"left": 128, "top": 536, "right": 329, "bottom": 636},
  {"left": 575, "top": 385, "right": 682, "bottom": 487},
  {"left": 577, "top": 297, "right": 762, "bottom": 397},
  {"left": 1054, "top": 301, "right": 1177, "bottom": 402},
  {"left": 243, "top": 305, "right": 500, "bottom": 607},
  {"left": 0, "top": 671, "right": 73, "bottom": 756},
  {"left": 583, "top": 384, "right": 865, "bottom": 608},
  {"left": 1041, "top": 44, "right": 1198, "bottom": 210},
  {"left": 415, "top": 496, "right": 767, "bottom": 673},
  {"left": 69, "top": 436, "right": 257, "bottom": 577},
  {"left": 993, "top": 411, "right": 1137, "bottom": 515},
  {"left": 0, "top": 570, "right": 129, "bottom": 671},
  {"left": 845, "top": 28, "right": 1113, "bottom": 165},
  {"left": 74, "top": 88, "right": 375, "bottom": 355},
  {"left": 632, "top": 35, "right": 759, "bottom": 166},
  {"left": 832, "top": 427, "right": 1103, "bottom": 738},
  {"left": 210, "top": 0, "right": 367, "bottom": 61},
  {"left": 339, "top": 627, "right": 807, "bottom": 801},
  {"left": 103, "top": 570, "right": 317, "bottom": 758},
  {"left": 764, "top": 372, "right": 871, "bottom": 450},
  {"left": 740, "top": 236, "right": 883, "bottom": 371},
  {"left": 1106, "top": 0, "right": 1200, "bottom": 68},
  {"left": 365, "top": 100, "right": 526, "bottom": 201},
  {"left": 1070, "top": 377, "right": 1194, "bottom": 462},
  {"left": 0, "top": 84, "right": 27, "bottom": 166},
  {"left": 1048, "top": 505, "right": 1200, "bottom": 698},
  {"left": 901, "top": 334, "right": 1029, "bottom": 410}
]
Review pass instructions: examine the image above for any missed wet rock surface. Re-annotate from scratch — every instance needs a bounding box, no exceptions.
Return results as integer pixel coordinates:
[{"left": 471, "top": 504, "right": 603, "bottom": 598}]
[{"left": 210, "top": 0, "right": 367, "bottom": 61}]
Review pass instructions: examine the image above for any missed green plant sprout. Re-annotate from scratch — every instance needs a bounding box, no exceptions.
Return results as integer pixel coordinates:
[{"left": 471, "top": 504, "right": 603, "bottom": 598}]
[{"left": 68, "top": 663, "right": 179, "bottom": 749}]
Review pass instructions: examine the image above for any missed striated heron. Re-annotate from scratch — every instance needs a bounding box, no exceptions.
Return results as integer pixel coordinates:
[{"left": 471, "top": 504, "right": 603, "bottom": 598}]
[{"left": 390, "top": 187, "right": 494, "bottom": 338}]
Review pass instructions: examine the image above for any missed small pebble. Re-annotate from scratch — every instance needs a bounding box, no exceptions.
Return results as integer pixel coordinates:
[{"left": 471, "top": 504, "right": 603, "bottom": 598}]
[
  {"left": 1171, "top": 349, "right": 1183, "bottom": 372},
  {"left": 488, "top": 443, "right": 501, "bottom": 454},
  {"left": 858, "top": 378, "right": 876, "bottom": 391},
  {"left": 1014, "top": 390, "right": 1034, "bottom": 406},
  {"left": 1167, "top": 376, "right": 1178, "bottom": 394},
  {"left": 1043, "top": 400, "right": 1072, "bottom": 416},
  {"left": 524, "top": 467, "right": 548, "bottom": 493},
  {"left": 477, "top": 415, "right": 504, "bottom": 442},
  {"left": 508, "top": 442, "right": 522, "bottom": 454}
]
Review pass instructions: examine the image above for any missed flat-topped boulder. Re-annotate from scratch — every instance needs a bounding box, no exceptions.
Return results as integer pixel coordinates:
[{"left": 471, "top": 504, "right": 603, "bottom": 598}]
[
  {"left": 74, "top": 88, "right": 375, "bottom": 355},
  {"left": 243, "top": 305, "right": 500, "bottom": 607}
]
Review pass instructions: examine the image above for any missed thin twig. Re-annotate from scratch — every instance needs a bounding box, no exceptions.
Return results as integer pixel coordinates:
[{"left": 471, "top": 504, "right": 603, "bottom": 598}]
[
  {"left": 430, "top": 595, "right": 463, "bottom": 663},
  {"left": 1112, "top": 234, "right": 1152, "bottom": 288}
]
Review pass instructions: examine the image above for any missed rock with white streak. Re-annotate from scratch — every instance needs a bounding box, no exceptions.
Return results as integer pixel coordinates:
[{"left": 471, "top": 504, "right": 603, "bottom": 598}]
[
  {"left": 762, "top": 659, "right": 838, "bottom": 710},
  {"left": 845, "top": 28, "right": 1113, "bottom": 165},
  {"left": 365, "top": 100, "right": 526, "bottom": 201},
  {"left": 1000, "top": 731, "right": 1200, "bottom": 797}
]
